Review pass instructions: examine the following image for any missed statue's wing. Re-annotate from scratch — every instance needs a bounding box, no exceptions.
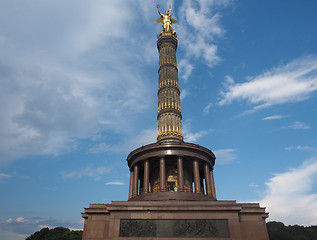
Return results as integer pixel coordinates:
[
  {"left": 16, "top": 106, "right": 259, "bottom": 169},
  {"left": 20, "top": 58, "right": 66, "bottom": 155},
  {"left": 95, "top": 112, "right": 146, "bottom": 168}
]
[
  {"left": 155, "top": 17, "right": 163, "bottom": 23},
  {"left": 171, "top": 17, "right": 178, "bottom": 24}
]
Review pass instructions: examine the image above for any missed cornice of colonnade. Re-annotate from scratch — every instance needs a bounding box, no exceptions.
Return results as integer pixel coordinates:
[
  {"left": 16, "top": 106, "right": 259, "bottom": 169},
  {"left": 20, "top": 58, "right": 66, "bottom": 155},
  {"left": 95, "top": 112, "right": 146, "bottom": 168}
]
[{"left": 126, "top": 141, "right": 215, "bottom": 168}]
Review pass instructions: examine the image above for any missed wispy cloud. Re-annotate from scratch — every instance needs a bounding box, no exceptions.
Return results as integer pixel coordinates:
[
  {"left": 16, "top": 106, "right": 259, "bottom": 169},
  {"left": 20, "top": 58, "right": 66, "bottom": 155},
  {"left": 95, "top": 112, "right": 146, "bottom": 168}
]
[
  {"left": 116, "top": 128, "right": 157, "bottom": 153},
  {"left": 259, "top": 159, "right": 317, "bottom": 225},
  {"left": 0, "top": 173, "right": 11, "bottom": 182},
  {"left": 249, "top": 183, "right": 259, "bottom": 188},
  {"left": 87, "top": 128, "right": 157, "bottom": 155},
  {"left": 184, "top": 130, "right": 209, "bottom": 142},
  {"left": 203, "top": 102, "right": 213, "bottom": 113},
  {"left": 105, "top": 181, "right": 124, "bottom": 185},
  {"left": 213, "top": 149, "right": 236, "bottom": 164},
  {"left": 262, "top": 115, "right": 286, "bottom": 120},
  {"left": 180, "top": 89, "right": 190, "bottom": 100},
  {"left": 183, "top": 120, "right": 211, "bottom": 142},
  {"left": 286, "top": 121, "right": 311, "bottom": 130},
  {"left": 285, "top": 145, "right": 317, "bottom": 151},
  {"left": 218, "top": 56, "right": 317, "bottom": 110},
  {"left": 177, "top": 0, "right": 229, "bottom": 81},
  {"left": 88, "top": 143, "right": 111, "bottom": 154},
  {"left": 178, "top": 59, "right": 194, "bottom": 83},
  {"left": 61, "top": 166, "right": 111, "bottom": 180}
]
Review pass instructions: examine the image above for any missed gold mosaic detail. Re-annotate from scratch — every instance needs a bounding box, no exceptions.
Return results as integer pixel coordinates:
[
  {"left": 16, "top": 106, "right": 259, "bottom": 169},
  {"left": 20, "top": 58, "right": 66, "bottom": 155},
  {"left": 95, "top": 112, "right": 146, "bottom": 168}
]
[
  {"left": 157, "top": 130, "right": 183, "bottom": 139},
  {"left": 159, "top": 58, "right": 177, "bottom": 68},
  {"left": 158, "top": 31, "right": 177, "bottom": 38},
  {"left": 159, "top": 79, "right": 178, "bottom": 88},
  {"left": 158, "top": 103, "right": 181, "bottom": 112}
]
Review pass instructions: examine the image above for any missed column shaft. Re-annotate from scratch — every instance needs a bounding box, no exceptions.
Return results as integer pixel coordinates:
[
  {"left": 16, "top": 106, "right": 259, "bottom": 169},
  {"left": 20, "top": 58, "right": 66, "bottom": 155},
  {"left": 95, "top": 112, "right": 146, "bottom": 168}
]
[
  {"left": 143, "top": 160, "right": 150, "bottom": 193},
  {"left": 210, "top": 168, "right": 217, "bottom": 199},
  {"left": 129, "top": 169, "right": 134, "bottom": 199},
  {"left": 133, "top": 164, "right": 139, "bottom": 197},
  {"left": 193, "top": 160, "right": 201, "bottom": 193},
  {"left": 160, "top": 157, "right": 166, "bottom": 191},
  {"left": 177, "top": 156, "right": 184, "bottom": 191},
  {"left": 204, "top": 164, "right": 212, "bottom": 196}
]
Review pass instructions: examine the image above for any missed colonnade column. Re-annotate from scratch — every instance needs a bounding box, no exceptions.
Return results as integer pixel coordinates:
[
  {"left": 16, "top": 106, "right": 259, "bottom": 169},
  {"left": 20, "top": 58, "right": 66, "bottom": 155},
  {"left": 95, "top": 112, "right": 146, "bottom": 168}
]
[
  {"left": 204, "top": 163, "right": 212, "bottom": 196},
  {"left": 143, "top": 160, "right": 150, "bottom": 193},
  {"left": 193, "top": 160, "right": 201, "bottom": 193},
  {"left": 133, "top": 164, "right": 139, "bottom": 197},
  {"left": 160, "top": 157, "right": 166, "bottom": 192},
  {"left": 177, "top": 156, "right": 184, "bottom": 192},
  {"left": 210, "top": 167, "right": 217, "bottom": 199},
  {"left": 129, "top": 169, "right": 134, "bottom": 199}
]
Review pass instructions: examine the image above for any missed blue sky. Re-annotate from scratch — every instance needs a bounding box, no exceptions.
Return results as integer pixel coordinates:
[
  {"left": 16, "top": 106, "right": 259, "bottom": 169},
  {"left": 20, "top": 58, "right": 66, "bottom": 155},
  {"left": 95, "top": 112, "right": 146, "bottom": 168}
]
[{"left": 1, "top": 0, "right": 317, "bottom": 239}]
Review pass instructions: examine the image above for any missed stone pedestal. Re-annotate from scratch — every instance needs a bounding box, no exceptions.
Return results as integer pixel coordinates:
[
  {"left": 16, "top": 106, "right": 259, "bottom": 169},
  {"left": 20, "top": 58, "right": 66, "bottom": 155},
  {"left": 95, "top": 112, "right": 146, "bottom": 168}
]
[{"left": 82, "top": 200, "right": 269, "bottom": 240}]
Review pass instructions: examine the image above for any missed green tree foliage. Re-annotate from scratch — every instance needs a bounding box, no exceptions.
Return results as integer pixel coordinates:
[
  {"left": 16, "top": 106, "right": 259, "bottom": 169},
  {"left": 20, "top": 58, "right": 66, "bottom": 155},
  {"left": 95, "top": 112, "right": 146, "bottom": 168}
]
[
  {"left": 26, "top": 227, "right": 82, "bottom": 240},
  {"left": 267, "top": 221, "right": 317, "bottom": 240}
]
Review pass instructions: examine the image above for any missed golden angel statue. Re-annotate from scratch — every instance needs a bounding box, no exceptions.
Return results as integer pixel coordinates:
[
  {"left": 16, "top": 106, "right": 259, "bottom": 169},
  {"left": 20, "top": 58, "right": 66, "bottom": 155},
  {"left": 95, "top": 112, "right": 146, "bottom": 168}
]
[{"left": 155, "top": 5, "right": 178, "bottom": 35}]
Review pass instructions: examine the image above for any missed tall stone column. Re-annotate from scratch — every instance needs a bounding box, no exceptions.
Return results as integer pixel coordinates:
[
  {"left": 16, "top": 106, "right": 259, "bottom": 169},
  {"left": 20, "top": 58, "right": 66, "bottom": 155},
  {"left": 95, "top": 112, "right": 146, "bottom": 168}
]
[
  {"left": 193, "top": 160, "right": 201, "bottom": 193},
  {"left": 133, "top": 164, "right": 139, "bottom": 197},
  {"left": 177, "top": 156, "right": 184, "bottom": 191},
  {"left": 157, "top": 33, "right": 183, "bottom": 143},
  {"left": 204, "top": 163, "right": 212, "bottom": 196},
  {"left": 143, "top": 160, "right": 150, "bottom": 193},
  {"left": 160, "top": 157, "right": 166, "bottom": 192},
  {"left": 210, "top": 168, "right": 217, "bottom": 199},
  {"left": 129, "top": 169, "right": 134, "bottom": 199}
]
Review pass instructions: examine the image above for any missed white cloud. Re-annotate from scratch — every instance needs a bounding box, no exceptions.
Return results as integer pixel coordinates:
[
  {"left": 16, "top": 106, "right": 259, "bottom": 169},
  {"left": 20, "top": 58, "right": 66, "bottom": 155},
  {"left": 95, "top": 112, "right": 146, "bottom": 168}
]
[
  {"left": 203, "top": 102, "right": 213, "bottom": 113},
  {"left": 259, "top": 159, "right": 317, "bottom": 225},
  {"left": 105, "top": 181, "right": 125, "bottom": 185},
  {"left": 179, "top": 59, "right": 194, "bottom": 83},
  {"left": 4, "top": 218, "right": 13, "bottom": 223},
  {"left": 0, "top": 173, "right": 11, "bottom": 182},
  {"left": 223, "top": 75, "right": 234, "bottom": 87},
  {"left": 87, "top": 128, "right": 157, "bottom": 155},
  {"left": 286, "top": 121, "right": 311, "bottom": 130},
  {"left": 219, "top": 56, "right": 317, "bottom": 109},
  {"left": 16, "top": 217, "right": 25, "bottom": 223},
  {"left": 180, "top": 89, "right": 190, "bottom": 100},
  {"left": 285, "top": 145, "right": 316, "bottom": 151},
  {"left": 0, "top": 1, "right": 159, "bottom": 165},
  {"left": 182, "top": 120, "right": 210, "bottom": 142},
  {"left": 88, "top": 143, "right": 111, "bottom": 154},
  {"left": 262, "top": 115, "right": 285, "bottom": 120},
  {"left": 115, "top": 128, "right": 157, "bottom": 153},
  {"left": 184, "top": 130, "right": 209, "bottom": 142},
  {"left": 176, "top": 0, "right": 229, "bottom": 81},
  {"left": 213, "top": 149, "right": 236, "bottom": 164},
  {"left": 61, "top": 166, "right": 111, "bottom": 180}
]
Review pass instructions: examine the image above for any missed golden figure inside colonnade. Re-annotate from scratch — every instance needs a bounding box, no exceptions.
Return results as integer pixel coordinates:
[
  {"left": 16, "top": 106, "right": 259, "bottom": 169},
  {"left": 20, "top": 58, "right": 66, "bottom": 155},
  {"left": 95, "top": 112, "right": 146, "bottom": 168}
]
[{"left": 155, "top": 5, "right": 177, "bottom": 35}]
